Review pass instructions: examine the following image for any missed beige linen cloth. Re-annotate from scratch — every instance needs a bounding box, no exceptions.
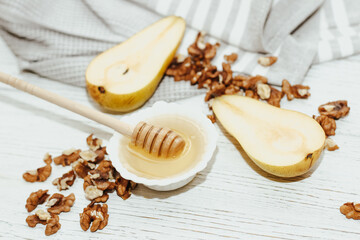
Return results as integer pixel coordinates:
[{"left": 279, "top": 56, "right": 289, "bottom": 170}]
[{"left": 0, "top": 0, "right": 359, "bottom": 104}]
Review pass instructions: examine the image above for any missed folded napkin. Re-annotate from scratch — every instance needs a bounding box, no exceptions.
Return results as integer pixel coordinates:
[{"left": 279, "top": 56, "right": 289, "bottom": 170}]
[{"left": 0, "top": 0, "right": 359, "bottom": 104}]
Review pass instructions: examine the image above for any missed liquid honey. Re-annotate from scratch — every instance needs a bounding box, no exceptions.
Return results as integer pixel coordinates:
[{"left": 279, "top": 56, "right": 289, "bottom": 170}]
[{"left": 118, "top": 115, "right": 206, "bottom": 179}]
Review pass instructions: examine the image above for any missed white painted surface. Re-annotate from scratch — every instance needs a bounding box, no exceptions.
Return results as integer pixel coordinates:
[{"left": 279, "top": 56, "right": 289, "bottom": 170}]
[{"left": 0, "top": 35, "right": 359, "bottom": 239}]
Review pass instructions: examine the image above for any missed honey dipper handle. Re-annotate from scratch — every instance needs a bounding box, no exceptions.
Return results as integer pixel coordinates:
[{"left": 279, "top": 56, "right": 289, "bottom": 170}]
[{"left": 0, "top": 72, "right": 133, "bottom": 137}]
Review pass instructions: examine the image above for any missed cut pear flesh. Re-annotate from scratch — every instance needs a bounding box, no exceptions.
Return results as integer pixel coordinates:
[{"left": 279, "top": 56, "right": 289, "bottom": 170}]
[
  {"left": 212, "top": 95, "right": 326, "bottom": 177},
  {"left": 86, "top": 16, "right": 186, "bottom": 112}
]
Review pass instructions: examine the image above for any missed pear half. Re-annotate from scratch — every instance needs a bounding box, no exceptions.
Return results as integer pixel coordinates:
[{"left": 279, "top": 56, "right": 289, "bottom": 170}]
[
  {"left": 212, "top": 95, "right": 326, "bottom": 177},
  {"left": 86, "top": 16, "right": 186, "bottom": 112}
]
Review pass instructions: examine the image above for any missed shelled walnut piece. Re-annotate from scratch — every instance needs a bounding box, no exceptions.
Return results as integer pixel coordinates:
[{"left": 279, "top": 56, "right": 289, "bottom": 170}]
[
  {"left": 47, "top": 193, "right": 75, "bottom": 215},
  {"left": 25, "top": 189, "right": 49, "bottom": 212},
  {"left": 325, "top": 138, "right": 339, "bottom": 151},
  {"left": 83, "top": 166, "right": 112, "bottom": 198},
  {"left": 84, "top": 161, "right": 117, "bottom": 192},
  {"left": 53, "top": 148, "right": 81, "bottom": 166},
  {"left": 257, "top": 83, "right": 271, "bottom": 100},
  {"left": 115, "top": 176, "right": 137, "bottom": 200},
  {"left": 340, "top": 202, "right": 360, "bottom": 220},
  {"left": 204, "top": 82, "right": 226, "bottom": 101},
  {"left": 245, "top": 89, "right": 259, "bottom": 100},
  {"left": 26, "top": 210, "right": 61, "bottom": 236},
  {"left": 52, "top": 170, "right": 76, "bottom": 191},
  {"left": 96, "top": 160, "right": 117, "bottom": 180},
  {"left": 207, "top": 114, "right": 216, "bottom": 123},
  {"left": 243, "top": 75, "right": 267, "bottom": 90},
  {"left": 315, "top": 115, "right": 336, "bottom": 136},
  {"left": 81, "top": 147, "right": 108, "bottom": 165},
  {"left": 35, "top": 209, "right": 51, "bottom": 222},
  {"left": 80, "top": 148, "right": 107, "bottom": 165},
  {"left": 26, "top": 213, "right": 47, "bottom": 227},
  {"left": 282, "top": 79, "right": 310, "bottom": 100},
  {"left": 84, "top": 183, "right": 104, "bottom": 201},
  {"left": 89, "top": 172, "right": 116, "bottom": 192},
  {"left": 80, "top": 150, "right": 98, "bottom": 162},
  {"left": 23, "top": 153, "right": 52, "bottom": 182},
  {"left": 258, "top": 56, "right": 277, "bottom": 66},
  {"left": 86, "top": 134, "right": 103, "bottom": 151},
  {"left": 224, "top": 53, "right": 238, "bottom": 64},
  {"left": 72, "top": 158, "right": 95, "bottom": 178},
  {"left": 94, "top": 147, "right": 107, "bottom": 163},
  {"left": 267, "top": 87, "right": 283, "bottom": 107},
  {"left": 318, "top": 100, "right": 350, "bottom": 119},
  {"left": 80, "top": 204, "right": 109, "bottom": 232},
  {"left": 45, "top": 214, "right": 61, "bottom": 236},
  {"left": 91, "top": 193, "right": 109, "bottom": 204}
]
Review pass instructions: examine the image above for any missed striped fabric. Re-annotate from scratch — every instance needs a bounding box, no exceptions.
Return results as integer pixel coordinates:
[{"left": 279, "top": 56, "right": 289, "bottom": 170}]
[
  {"left": 0, "top": 0, "right": 359, "bottom": 103},
  {"left": 315, "top": 0, "right": 360, "bottom": 62}
]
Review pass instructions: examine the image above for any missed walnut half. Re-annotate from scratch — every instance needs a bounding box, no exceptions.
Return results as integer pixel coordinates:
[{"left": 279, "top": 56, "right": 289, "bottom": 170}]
[
  {"left": 25, "top": 189, "right": 49, "bottom": 212},
  {"left": 45, "top": 214, "right": 61, "bottom": 236},
  {"left": 23, "top": 153, "right": 52, "bottom": 183},
  {"left": 318, "top": 100, "right": 350, "bottom": 119},
  {"left": 26, "top": 211, "right": 61, "bottom": 236},
  {"left": 80, "top": 203, "right": 109, "bottom": 232},
  {"left": 47, "top": 193, "right": 75, "bottom": 215}
]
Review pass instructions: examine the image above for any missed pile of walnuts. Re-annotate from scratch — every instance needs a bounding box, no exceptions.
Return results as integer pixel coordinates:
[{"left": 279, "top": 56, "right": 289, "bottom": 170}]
[
  {"left": 23, "top": 134, "right": 137, "bottom": 236},
  {"left": 165, "top": 31, "right": 311, "bottom": 122}
]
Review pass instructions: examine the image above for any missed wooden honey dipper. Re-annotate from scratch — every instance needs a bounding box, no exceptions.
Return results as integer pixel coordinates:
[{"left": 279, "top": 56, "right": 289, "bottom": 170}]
[{"left": 0, "top": 72, "right": 185, "bottom": 158}]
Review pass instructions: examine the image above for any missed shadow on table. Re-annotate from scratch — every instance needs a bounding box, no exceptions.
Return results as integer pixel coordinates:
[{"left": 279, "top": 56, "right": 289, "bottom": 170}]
[
  {"left": 218, "top": 122, "right": 324, "bottom": 183},
  {"left": 133, "top": 148, "right": 217, "bottom": 199},
  {"left": 0, "top": 93, "right": 113, "bottom": 139}
]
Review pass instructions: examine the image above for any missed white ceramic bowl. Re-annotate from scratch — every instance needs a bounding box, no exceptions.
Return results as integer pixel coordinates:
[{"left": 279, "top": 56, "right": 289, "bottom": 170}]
[{"left": 107, "top": 101, "right": 218, "bottom": 191}]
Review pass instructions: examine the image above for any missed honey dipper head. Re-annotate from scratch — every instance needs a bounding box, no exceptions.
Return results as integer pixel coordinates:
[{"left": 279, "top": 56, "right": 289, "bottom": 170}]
[{"left": 131, "top": 122, "right": 185, "bottom": 158}]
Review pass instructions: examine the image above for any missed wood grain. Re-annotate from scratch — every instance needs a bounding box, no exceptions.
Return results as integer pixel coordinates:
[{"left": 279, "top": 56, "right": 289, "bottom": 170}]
[{"left": 0, "top": 36, "right": 360, "bottom": 240}]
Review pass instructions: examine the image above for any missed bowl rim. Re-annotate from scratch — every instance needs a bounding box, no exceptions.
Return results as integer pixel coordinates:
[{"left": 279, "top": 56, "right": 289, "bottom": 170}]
[{"left": 107, "top": 101, "right": 218, "bottom": 187}]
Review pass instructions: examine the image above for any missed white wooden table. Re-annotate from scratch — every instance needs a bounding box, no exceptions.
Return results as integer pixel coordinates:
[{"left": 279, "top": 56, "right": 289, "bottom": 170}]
[{"left": 1, "top": 35, "right": 360, "bottom": 240}]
